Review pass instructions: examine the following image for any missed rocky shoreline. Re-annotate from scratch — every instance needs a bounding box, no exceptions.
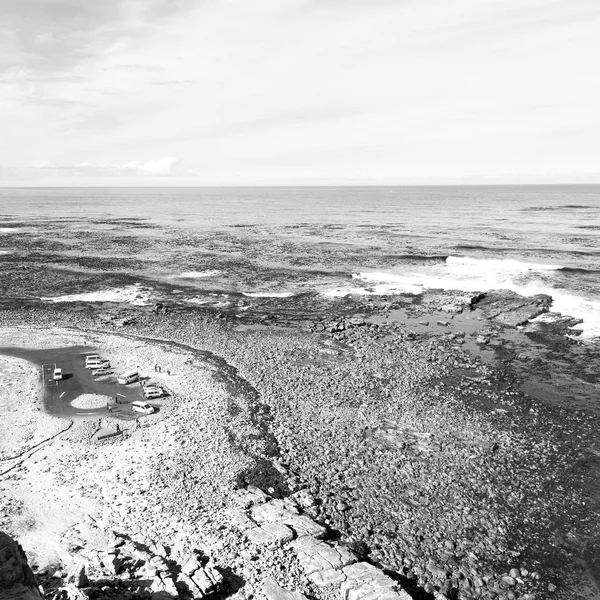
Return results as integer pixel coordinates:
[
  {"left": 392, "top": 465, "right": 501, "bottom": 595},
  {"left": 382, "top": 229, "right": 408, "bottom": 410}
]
[{"left": 1, "top": 289, "right": 600, "bottom": 600}]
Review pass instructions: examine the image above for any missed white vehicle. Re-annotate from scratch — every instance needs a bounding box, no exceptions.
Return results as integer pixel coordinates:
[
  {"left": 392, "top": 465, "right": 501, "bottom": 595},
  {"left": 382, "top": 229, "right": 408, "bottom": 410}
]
[
  {"left": 92, "top": 368, "right": 111, "bottom": 377},
  {"left": 84, "top": 354, "right": 101, "bottom": 366},
  {"left": 86, "top": 359, "right": 110, "bottom": 370},
  {"left": 53, "top": 368, "right": 62, "bottom": 381},
  {"left": 117, "top": 370, "right": 139, "bottom": 385},
  {"left": 143, "top": 385, "right": 163, "bottom": 399},
  {"left": 131, "top": 401, "right": 154, "bottom": 415}
]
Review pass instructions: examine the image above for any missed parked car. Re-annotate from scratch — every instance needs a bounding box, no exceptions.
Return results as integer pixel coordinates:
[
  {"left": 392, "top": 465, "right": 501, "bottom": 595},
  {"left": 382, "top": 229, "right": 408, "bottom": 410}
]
[
  {"left": 53, "top": 367, "right": 62, "bottom": 381},
  {"left": 86, "top": 359, "right": 110, "bottom": 370},
  {"left": 92, "top": 368, "right": 111, "bottom": 377},
  {"left": 117, "top": 370, "right": 139, "bottom": 385},
  {"left": 132, "top": 401, "right": 154, "bottom": 415},
  {"left": 143, "top": 385, "right": 163, "bottom": 399}
]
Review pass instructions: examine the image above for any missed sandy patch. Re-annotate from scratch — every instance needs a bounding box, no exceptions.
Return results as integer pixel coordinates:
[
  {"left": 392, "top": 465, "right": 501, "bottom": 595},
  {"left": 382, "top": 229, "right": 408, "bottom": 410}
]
[
  {"left": 0, "top": 354, "right": 64, "bottom": 461},
  {"left": 70, "top": 393, "right": 111, "bottom": 409}
]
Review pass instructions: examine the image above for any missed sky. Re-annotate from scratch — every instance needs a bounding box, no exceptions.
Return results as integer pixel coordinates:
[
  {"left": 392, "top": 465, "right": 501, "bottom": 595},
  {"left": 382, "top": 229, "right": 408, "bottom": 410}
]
[{"left": 0, "top": 0, "right": 599, "bottom": 186}]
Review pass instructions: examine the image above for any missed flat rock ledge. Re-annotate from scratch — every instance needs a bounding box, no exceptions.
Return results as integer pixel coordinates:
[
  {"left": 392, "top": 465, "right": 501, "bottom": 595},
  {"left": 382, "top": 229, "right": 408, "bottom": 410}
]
[
  {"left": 230, "top": 487, "right": 412, "bottom": 600},
  {"left": 3, "top": 485, "right": 414, "bottom": 600}
]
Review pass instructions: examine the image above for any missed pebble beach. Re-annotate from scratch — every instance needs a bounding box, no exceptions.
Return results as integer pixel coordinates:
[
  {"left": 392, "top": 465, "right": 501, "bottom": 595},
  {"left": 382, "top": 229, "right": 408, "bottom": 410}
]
[
  {"left": 0, "top": 290, "right": 599, "bottom": 600},
  {"left": 1, "top": 187, "right": 599, "bottom": 600}
]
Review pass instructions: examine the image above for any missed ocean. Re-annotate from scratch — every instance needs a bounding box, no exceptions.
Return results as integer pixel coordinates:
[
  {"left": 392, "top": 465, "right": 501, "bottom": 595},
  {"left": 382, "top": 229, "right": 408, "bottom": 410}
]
[{"left": 1, "top": 185, "right": 599, "bottom": 339}]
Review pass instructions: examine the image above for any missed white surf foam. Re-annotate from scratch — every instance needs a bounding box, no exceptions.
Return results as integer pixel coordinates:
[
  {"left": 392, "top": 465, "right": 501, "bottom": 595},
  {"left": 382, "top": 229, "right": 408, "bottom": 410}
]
[
  {"left": 324, "top": 257, "right": 600, "bottom": 340},
  {"left": 179, "top": 270, "right": 221, "bottom": 279},
  {"left": 186, "top": 297, "right": 215, "bottom": 305},
  {"left": 242, "top": 292, "right": 295, "bottom": 298},
  {"left": 41, "top": 284, "right": 152, "bottom": 306},
  {"left": 445, "top": 256, "right": 562, "bottom": 273}
]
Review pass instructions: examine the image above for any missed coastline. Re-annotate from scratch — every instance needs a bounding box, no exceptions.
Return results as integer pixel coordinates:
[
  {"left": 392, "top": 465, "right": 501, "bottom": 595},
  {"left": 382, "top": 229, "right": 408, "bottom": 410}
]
[{"left": 1, "top": 289, "right": 599, "bottom": 600}]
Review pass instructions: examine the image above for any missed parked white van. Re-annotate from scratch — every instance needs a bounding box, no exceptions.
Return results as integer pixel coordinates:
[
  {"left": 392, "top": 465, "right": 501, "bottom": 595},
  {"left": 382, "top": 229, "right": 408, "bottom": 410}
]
[
  {"left": 85, "top": 354, "right": 101, "bottom": 366},
  {"left": 117, "top": 370, "right": 139, "bottom": 385},
  {"left": 132, "top": 401, "right": 154, "bottom": 414},
  {"left": 86, "top": 359, "right": 110, "bottom": 370}
]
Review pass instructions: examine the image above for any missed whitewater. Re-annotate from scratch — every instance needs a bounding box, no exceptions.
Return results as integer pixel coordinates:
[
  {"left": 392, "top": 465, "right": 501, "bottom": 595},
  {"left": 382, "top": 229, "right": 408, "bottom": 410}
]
[{"left": 1, "top": 185, "right": 599, "bottom": 339}]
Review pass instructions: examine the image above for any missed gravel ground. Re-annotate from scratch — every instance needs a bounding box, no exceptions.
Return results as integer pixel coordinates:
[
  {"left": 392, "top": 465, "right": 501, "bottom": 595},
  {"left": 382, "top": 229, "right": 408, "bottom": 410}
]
[{"left": 0, "top": 302, "right": 599, "bottom": 600}]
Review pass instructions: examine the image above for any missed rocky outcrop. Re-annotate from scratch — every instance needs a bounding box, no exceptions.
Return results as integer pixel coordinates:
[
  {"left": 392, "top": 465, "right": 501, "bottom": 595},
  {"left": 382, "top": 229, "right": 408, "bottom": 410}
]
[
  {"left": 477, "top": 292, "right": 552, "bottom": 327},
  {"left": 0, "top": 532, "right": 42, "bottom": 600},
  {"left": 231, "top": 488, "right": 412, "bottom": 600}
]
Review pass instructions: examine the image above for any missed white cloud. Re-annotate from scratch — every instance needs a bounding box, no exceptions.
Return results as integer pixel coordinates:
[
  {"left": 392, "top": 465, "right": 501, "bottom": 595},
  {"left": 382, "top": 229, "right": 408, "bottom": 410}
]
[
  {"left": 34, "top": 32, "right": 57, "bottom": 45},
  {"left": 0, "top": 0, "right": 599, "bottom": 184},
  {"left": 120, "top": 157, "right": 179, "bottom": 175}
]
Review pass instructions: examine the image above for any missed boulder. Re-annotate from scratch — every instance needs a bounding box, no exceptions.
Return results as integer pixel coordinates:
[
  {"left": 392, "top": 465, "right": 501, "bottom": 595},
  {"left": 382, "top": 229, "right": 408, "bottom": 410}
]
[
  {"left": 0, "top": 531, "right": 42, "bottom": 599},
  {"left": 178, "top": 564, "right": 223, "bottom": 599},
  {"left": 66, "top": 563, "right": 89, "bottom": 588},
  {"left": 478, "top": 292, "right": 552, "bottom": 327}
]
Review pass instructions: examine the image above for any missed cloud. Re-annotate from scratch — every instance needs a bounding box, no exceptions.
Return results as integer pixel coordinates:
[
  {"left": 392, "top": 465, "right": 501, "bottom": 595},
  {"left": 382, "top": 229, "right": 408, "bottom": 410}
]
[
  {"left": 120, "top": 157, "right": 179, "bottom": 175},
  {"left": 0, "top": 0, "right": 193, "bottom": 77},
  {"left": 0, "top": 157, "right": 182, "bottom": 179}
]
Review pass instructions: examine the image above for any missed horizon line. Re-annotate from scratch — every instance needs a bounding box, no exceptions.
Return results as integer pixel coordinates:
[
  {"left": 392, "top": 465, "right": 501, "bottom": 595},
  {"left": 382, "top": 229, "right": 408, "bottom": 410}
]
[{"left": 2, "top": 182, "right": 600, "bottom": 189}]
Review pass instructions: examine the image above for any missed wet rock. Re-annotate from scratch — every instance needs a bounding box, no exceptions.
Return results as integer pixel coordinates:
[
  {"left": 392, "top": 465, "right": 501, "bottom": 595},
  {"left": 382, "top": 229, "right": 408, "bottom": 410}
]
[{"left": 478, "top": 292, "right": 552, "bottom": 327}]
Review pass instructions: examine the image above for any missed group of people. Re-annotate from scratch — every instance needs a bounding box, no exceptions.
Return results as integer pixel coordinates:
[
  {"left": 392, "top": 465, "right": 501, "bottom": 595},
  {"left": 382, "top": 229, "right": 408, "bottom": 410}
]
[{"left": 154, "top": 364, "right": 171, "bottom": 376}]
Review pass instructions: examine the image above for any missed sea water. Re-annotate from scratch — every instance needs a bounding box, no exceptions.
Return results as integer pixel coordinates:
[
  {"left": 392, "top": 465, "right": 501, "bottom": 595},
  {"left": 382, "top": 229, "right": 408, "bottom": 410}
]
[{"left": 1, "top": 185, "right": 599, "bottom": 338}]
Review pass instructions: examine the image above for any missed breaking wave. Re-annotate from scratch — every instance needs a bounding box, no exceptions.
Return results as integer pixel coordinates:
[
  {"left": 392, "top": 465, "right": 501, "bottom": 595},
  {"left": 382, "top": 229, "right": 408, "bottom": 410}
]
[
  {"left": 323, "top": 257, "right": 600, "bottom": 340},
  {"left": 178, "top": 270, "right": 221, "bottom": 279},
  {"left": 41, "top": 284, "right": 152, "bottom": 306}
]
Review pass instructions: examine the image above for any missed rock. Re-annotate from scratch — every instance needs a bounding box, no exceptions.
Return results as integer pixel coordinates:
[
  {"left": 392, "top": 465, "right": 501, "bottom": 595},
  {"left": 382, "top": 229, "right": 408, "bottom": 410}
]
[
  {"left": 250, "top": 500, "right": 299, "bottom": 523},
  {"left": 66, "top": 563, "right": 89, "bottom": 588},
  {"left": 292, "top": 489, "right": 316, "bottom": 508},
  {"left": 181, "top": 555, "right": 204, "bottom": 577},
  {"left": 478, "top": 292, "right": 552, "bottom": 327},
  {"left": 224, "top": 507, "right": 256, "bottom": 531},
  {"left": 340, "top": 562, "right": 412, "bottom": 600},
  {"left": 189, "top": 565, "right": 223, "bottom": 597},
  {"left": 291, "top": 536, "right": 356, "bottom": 575},
  {"left": 261, "top": 577, "right": 308, "bottom": 600},
  {"left": 247, "top": 523, "right": 295, "bottom": 547},
  {"left": 250, "top": 501, "right": 327, "bottom": 539},
  {"left": 0, "top": 531, "right": 42, "bottom": 599},
  {"left": 283, "top": 515, "right": 328, "bottom": 539},
  {"left": 231, "top": 486, "right": 270, "bottom": 508},
  {"left": 310, "top": 568, "right": 347, "bottom": 587}
]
